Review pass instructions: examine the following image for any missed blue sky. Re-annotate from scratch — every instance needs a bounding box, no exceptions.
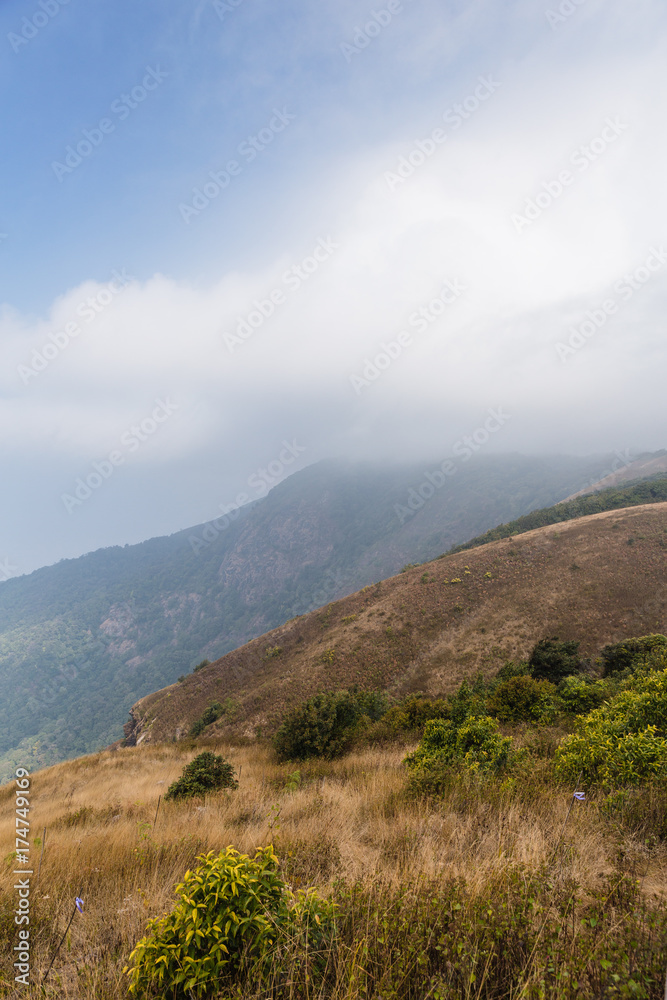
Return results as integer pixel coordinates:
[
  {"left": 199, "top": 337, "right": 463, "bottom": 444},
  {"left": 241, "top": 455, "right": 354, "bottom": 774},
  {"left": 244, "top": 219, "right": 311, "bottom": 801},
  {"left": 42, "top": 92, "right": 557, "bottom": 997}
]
[{"left": 1, "top": 0, "right": 666, "bottom": 575}]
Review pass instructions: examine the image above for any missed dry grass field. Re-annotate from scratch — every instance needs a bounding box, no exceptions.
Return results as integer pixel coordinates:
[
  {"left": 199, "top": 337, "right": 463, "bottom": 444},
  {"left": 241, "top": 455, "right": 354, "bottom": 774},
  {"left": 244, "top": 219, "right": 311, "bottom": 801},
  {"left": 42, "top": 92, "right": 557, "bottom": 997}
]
[
  {"left": 3, "top": 503, "right": 667, "bottom": 997},
  {"left": 2, "top": 735, "right": 667, "bottom": 998}
]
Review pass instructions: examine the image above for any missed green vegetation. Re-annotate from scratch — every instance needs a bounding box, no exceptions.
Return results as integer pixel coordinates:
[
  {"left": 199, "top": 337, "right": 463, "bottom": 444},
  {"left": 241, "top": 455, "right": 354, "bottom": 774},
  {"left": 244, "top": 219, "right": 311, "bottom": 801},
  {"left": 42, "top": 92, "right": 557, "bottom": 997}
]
[
  {"left": 164, "top": 752, "right": 238, "bottom": 801},
  {"left": 555, "top": 668, "right": 667, "bottom": 787},
  {"left": 189, "top": 700, "right": 238, "bottom": 738},
  {"left": 375, "top": 694, "right": 450, "bottom": 733},
  {"left": 274, "top": 689, "right": 388, "bottom": 761},
  {"left": 332, "top": 869, "right": 665, "bottom": 1000},
  {"left": 487, "top": 675, "right": 558, "bottom": 723},
  {"left": 557, "top": 674, "right": 608, "bottom": 714},
  {"left": 0, "top": 452, "right": 630, "bottom": 780},
  {"left": 529, "top": 637, "right": 584, "bottom": 684},
  {"left": 450, "top": 474, "right": 667, "bottom": 553},
  {"left": 125, "top": 846, "right": 335, "bottom": 998},
  {"left": 405, "top": 714, "right": 516, "bottom": 786},
  {"left": 601, "top": 634, "right": 667, "bottom": 676}
]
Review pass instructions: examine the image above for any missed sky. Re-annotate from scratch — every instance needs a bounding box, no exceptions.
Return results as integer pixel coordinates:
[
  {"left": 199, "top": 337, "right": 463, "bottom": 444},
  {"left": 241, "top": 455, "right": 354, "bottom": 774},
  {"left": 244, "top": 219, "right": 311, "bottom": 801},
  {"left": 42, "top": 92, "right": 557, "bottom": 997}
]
[{"left": 1, "top": 0, "right": 666, "bottom": 577}]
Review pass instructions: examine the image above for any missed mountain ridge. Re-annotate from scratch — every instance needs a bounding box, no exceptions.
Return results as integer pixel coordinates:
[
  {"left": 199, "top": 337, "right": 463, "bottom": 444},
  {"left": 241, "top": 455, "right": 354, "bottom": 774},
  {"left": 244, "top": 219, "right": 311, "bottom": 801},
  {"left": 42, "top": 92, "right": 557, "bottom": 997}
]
[
  {"left": 126, "top": 500, "right": 667, "bottom": 748},
  {"left": 0, "top": 450, "right": 663, "bottom": 780}
]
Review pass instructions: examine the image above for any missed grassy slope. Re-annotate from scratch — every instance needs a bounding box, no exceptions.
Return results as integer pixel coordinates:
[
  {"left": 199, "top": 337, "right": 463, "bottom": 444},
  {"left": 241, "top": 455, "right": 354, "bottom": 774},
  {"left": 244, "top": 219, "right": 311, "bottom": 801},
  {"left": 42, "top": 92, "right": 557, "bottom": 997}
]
[
  {"left": 130, "top": 502, "right": 667, "bottom": 745},
  {"left": 1, "top": 737, "right": 666, "bottom": 997},
  {"left": 450, "top": 475, "right": 667, "bottom": 553},
  {"left": 0, "top": 453, "right": 618, "bottom": 780}
]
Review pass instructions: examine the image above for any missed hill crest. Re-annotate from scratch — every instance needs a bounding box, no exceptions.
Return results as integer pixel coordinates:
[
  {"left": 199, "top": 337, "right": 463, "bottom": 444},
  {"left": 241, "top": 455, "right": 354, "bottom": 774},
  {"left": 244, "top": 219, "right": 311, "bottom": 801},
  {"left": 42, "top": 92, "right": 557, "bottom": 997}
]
[{"left": 127, "top": 501, "right": 667, "bottom": 746}]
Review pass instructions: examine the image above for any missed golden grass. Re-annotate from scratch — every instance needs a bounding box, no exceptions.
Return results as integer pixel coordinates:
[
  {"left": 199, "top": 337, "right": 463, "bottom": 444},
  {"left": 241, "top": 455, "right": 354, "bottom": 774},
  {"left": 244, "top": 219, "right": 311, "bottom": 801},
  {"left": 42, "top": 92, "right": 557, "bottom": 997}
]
[{"left": 2, "top": 739, "right": 667, "bottom": 997}]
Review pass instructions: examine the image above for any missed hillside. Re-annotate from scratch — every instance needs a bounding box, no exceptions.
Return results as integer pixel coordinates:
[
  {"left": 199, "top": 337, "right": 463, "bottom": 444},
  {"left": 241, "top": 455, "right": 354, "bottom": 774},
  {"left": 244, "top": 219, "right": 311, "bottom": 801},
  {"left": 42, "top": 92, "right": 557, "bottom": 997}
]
[
  {"left": 127, "top": 501, "right": 667, "bottom": 746},
  {"left": 0, "top": 451, "right": 626, "bottom": 780},
  {"left": 449, "top": 476, "right": 667, "bottom": 553},
  {"left": 563, "top": 451, "right": 667, "bottom": 500}
]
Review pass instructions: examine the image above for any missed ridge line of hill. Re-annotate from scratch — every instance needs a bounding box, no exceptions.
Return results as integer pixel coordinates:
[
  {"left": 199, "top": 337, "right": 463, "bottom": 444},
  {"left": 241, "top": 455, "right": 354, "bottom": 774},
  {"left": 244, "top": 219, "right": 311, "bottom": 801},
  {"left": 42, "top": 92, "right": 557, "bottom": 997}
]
[
  {"left": 126, "top": 500, "right": 667, "bottom": 748},
  {"left": 447, "top": 476, "right": 667, "bottom": 554}
]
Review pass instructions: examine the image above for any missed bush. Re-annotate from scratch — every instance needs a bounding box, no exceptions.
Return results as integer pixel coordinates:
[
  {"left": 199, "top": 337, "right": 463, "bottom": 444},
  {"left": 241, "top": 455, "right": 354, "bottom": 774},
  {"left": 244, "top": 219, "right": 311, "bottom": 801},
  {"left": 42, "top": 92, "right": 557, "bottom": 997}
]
[
  {"left": 405, "top": 715, "right": 517, "bottom": 780},
  {"left": 379, "top": 695, "right": 450, "bottom": 733},
  {"left": 124, "top": 846, "right": 336, "bottom": 998},
  {"left": 494, "top": 660, "right": 531, "bottom": 683},
  {"left": 164, "top": 752, "right": 238, "bottom": 801},
  {"left": 601, "top": 633, "right": 667, "bottom": 676},
  {"left": 448, "top": 675, "right": 488, "bottom": 725},
  {"left": 487, "top": 675, "right": 558, "bottom": 723},
  {"left": 558, "top": 675, "right": 608, "bottom": 714},
  {"left": 529, "top": 637, "right": 583, "bottom": 684},
  {"left": 189, "top": 702, "right": 225, "bottom": 737},
  {"left": 555, "top": 668, "right": 667, "bottom": 786},
  {"left": 274, "top": 689, "right": 387, "bottom": 761}
]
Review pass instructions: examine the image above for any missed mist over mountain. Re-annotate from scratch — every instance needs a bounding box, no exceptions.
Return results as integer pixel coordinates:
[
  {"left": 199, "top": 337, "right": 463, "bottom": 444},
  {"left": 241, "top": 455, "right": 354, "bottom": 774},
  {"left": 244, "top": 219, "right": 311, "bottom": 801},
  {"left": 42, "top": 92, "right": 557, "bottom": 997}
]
[{"left": 0, "top": 450, "right": 634, "bottom": 780}]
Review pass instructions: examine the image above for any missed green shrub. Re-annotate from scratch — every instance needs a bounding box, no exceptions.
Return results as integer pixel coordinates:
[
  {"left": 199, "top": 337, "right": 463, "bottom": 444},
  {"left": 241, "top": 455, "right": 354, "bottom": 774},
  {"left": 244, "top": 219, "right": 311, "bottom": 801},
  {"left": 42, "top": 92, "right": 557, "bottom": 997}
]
[
  {"left": 380, "top": 695, "right": 450, "bottom": 733},
  {"left": 189, "top": 702, "right": 225, "bottom": 737},
  {"left": 494, "top": 660, "right": 531, "bottom": 683},
  {"left": 164, "top": 752, "right": 238, "bottom": 801},
  {"left": 192, "top": 659, "right": 210, "bottom": 673},
  {"left": 124, "top": 846, "right": 336, "bottom": 998},
  {"left": 529, "top": 637, "right": 583, "bottom": 684},
  {"left": 405, "top": 715, "right": 517, "bottom": 780},
  {"left": 555, "top": 668, "right": 667, "bottom": 786},
  {"left": 487, "top": 675, "right": 558, "bottom": 723},
  {"left": 558, "top": 675, "right": 608, "bottom": 714},
  {"left": 274, "top": 689, "right": 387, "bottom": 761},
  {"left": 448, "top": 675, "right": 488, "bottom": 725},
  {"left": 601, "top": 633, "right": 667, "bottom": 676},
  {"left": 189, "top": 699, "right": 238, "bottom": 737}
]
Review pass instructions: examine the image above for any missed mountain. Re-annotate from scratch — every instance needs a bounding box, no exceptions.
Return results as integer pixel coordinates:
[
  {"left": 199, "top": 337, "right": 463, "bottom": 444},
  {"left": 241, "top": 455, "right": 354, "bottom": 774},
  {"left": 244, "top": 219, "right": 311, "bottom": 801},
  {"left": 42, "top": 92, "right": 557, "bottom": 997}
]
[
  {"left": 0, "top": 451, "right": 660, "bottom": 781},
  {"left": 562, "top": 451, "right": 667, "bottom": 501},
  {"left": 127, "top": 500, "right": 667, "bottom": 747},
  {"left": 449, "top": 476, "right": 667, "bottom": 553}
]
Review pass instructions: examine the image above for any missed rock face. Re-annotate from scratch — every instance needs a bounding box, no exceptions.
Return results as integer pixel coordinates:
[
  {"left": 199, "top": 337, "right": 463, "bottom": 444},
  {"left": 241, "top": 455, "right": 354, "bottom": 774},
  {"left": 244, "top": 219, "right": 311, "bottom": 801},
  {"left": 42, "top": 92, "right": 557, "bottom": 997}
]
[{"left": 122, "top": 710, "right": 142, "bottom": 747}]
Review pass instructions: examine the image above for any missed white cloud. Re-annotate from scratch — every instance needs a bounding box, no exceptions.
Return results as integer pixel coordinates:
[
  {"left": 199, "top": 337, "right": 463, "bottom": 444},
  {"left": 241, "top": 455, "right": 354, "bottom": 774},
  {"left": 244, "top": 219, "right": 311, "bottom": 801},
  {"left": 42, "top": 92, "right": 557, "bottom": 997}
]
[{"left": 1, "top": 0, "right": 666, "bottom": 570}]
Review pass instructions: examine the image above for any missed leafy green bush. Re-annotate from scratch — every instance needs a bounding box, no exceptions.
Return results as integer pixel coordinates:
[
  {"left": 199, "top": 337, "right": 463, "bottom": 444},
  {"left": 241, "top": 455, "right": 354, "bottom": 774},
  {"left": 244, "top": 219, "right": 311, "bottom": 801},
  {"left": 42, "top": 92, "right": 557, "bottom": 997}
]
[
  {"left": 124, "top": 846, "right": 336, "bottom": 998},
  {"left": 494, "top": 660, "right": 531, "bottom": 683},
  {"left": 601, "top": 634, "right": 667, "bottom": 676},
  {"left": 529, "top": 637, "right": 583, "bottom": 684},
  {"left": 189, "top": 701, "right": 226, "bottom": 737},
  {"left": 379, "top": 695, "right": 450, "bottom": 733},
  {"left": 405, "top": 715, "right": 517, "bottom": 781},
  {"left": 274, "top": 689, "right": 387, "bottom": 761},
  {"left": 555, "top": 668, "right": 667, "bottom": 787},
  {"left": 448, "top": 675, "right": 489, "bottom": 725},
  {"left": 487, "top": 675, "right": 558, "bottom": 723},
  {"left": 557, "top": 675, "right": 608, "bottom": 714},
  {"left": 164, "top": 752, "right": 238, "bottom": 801}
]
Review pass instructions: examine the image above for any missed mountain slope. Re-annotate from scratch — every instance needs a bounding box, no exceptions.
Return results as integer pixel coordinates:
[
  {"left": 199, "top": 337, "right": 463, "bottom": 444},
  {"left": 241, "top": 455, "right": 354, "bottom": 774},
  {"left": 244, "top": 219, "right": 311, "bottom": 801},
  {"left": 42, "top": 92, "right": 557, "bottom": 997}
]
[
  {"left": 127, "top": 502, "right": 667, "bottom": 746},
  {"left": 563, "top": 451, "right": 667, "bottom": 501},
  {"left": 0, "top": 451, "right": 658, "bottom": 779},
  {"left": 449, "top": 477, "right": 667, "bottom": 553}
]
